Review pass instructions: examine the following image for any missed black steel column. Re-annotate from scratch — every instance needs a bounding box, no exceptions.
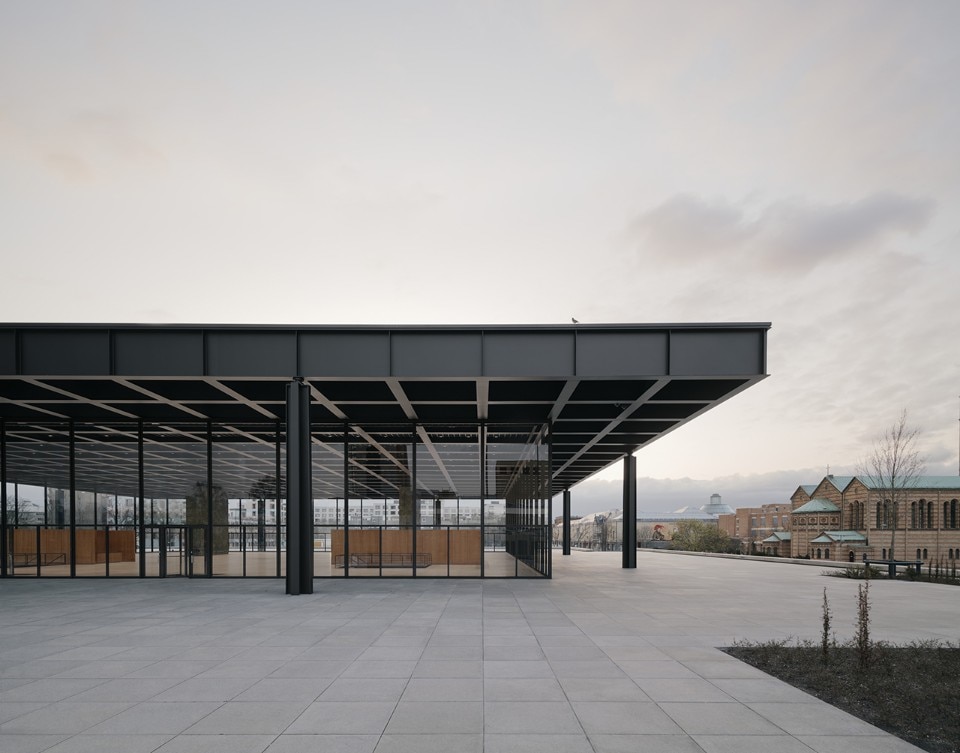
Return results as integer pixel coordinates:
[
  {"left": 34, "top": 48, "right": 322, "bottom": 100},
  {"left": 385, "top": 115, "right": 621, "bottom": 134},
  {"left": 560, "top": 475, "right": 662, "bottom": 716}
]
[
  {"left": 562, "top": 490, "right": 571, "bottom": 556},
  {"left": 206, "top": 422, "right": 213, "bottom": 578},
  {"left": 138, "top": 421, "right": 146, "bottom": 578},
  {"left": 479, "top": 423, "right": 485, "bottom": 578},
  {"left": 69, "top": 421, "right": 76, "bottom": 577},
  {"left": 622, "top": 454, "right": 637, "bottom": 568},
  {"left": 285, "top": 379, "right": 313, "bottom": 595},
  {"left": 343, "top": 426, "right": 349, "bottom": 577},
  {"left": 547, "top": 425, "right": 553, "bottom": 578},
  {"left": 411, "top": 426, "right": 417, "bottom": 577},
  {"left": 274, "top": 422, "right": 281, "bottom": 576}
]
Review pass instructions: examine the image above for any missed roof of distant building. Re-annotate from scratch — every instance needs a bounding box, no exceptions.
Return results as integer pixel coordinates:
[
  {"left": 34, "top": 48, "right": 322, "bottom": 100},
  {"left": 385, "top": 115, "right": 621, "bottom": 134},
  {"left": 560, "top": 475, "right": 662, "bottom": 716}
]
[
  {"left": 803, "top": 475, "right": 960, "bottom": 493},
  {"left": 810, "top": 531, "right": 867, "bottom": 544},
  {"left": 793, "top": 498, "right": 840, "bottom": 514},
  {"left": 570, "top": 510, "right": 621, "bottom": 526},
  {"left": 822, "top": 475, "right": 855, "bottom": 491},
  {"left": 761, "top": 532, "right": 792, "bottom": 543},
  {"left": 637, "top": 512, "right": 719, "bottom": 522},
  {"left": 853, "top": 476, "right": 960, "bottom": 491}
]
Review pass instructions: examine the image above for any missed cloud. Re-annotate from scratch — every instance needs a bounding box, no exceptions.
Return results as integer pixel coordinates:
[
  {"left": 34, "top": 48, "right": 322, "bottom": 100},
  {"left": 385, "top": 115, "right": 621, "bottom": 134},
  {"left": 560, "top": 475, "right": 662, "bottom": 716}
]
[
  {"left": 758, "top": 193, "right": 935, "bottom": 269},
  {"left": 545, "top": 2, "right": 960, "bottom": 195},
  {"left": 630, "top": 191, "right": 935, "bottom": 273},
  {"left": 627, "top": 194, "right": 755, "bottom": 262}
]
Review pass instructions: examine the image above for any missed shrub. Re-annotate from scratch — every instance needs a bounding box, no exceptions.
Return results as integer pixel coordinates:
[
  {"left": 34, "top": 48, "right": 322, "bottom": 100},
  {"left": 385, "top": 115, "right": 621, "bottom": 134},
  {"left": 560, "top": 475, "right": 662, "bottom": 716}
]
[{"left": 669, "top": 519, "right": 731, "bottom": 553}]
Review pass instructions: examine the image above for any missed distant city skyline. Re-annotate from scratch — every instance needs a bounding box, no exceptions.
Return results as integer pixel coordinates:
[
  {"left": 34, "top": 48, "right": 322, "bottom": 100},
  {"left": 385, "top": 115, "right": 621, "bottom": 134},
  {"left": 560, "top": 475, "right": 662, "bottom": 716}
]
[{"left": 2, "top": 1, "right": 958, "bottom": 508}]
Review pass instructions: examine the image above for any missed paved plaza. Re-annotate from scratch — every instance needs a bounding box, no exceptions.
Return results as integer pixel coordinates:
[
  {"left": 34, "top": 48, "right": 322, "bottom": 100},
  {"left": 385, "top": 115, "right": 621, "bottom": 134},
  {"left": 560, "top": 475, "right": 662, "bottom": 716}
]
[{"left": 2, "top": 550, "right": 956, "bottom": 753}]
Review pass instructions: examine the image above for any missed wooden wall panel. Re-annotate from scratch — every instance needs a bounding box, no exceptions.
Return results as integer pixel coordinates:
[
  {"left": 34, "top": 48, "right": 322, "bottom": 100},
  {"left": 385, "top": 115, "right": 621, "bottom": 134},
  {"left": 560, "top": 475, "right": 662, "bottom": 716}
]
[
  {"left": 10, "top": 529, "right": 136, "bottom": 564},
  {"left": 329, "top": 528, "right": 480, "bottom": 566}
]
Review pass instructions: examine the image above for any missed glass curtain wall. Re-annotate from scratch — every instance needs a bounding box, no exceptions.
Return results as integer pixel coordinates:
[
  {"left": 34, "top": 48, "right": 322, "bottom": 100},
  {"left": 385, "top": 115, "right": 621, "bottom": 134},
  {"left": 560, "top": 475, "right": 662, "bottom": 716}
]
[
  {"left": 344, "top": 429, "right": 416, "bottom": 577},
  {"left": 142, "top": 424, "right": 210, "bottom": 577},
  {"left": 213, "top": 423, "right": 282, "bottom": 577},
  {"left": 311, "top": 427, "right": 347, "bottom": 577},
  {"left": 486, "top": 425, "right": 551, "bottom": 577},
  {"left": 2, "top": 419, "right": 551, "bottom": 579},
  {"left": 416, "top": 427, "right": 482, "bottom": 576},
  {"left": 5, "top": 422, "right": 72, "bottom": 577},
  {"left": 74, "top": 424, "right": 140, "bottom": 577}
]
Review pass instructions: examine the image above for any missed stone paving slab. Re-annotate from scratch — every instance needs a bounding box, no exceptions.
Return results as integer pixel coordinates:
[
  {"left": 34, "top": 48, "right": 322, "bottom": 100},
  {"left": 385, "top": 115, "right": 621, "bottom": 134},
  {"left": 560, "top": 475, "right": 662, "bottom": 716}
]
[{"left": 3, "top": 549, "right": 957, "bottom": 752}]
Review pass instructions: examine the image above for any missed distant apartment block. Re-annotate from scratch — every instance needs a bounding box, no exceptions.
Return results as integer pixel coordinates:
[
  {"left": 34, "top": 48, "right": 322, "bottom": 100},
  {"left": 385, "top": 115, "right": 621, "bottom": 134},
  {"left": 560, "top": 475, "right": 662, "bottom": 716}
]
[{"left": 718, "top": 503, "right": 792, "bottom": 554}]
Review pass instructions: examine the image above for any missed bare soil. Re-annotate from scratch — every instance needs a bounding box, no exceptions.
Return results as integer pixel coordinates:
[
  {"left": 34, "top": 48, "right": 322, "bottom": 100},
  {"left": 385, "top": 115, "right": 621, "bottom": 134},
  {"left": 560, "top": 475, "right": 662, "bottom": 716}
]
[{"left": 724, "top": 642, "right": 960, "bottom": 753}]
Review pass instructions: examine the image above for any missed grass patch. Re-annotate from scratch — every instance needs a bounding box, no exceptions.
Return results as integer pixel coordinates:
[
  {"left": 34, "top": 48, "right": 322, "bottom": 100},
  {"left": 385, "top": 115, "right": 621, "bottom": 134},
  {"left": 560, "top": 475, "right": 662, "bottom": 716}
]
[{"left": 724, "top": 640, "right": 960, "bottom": 753}]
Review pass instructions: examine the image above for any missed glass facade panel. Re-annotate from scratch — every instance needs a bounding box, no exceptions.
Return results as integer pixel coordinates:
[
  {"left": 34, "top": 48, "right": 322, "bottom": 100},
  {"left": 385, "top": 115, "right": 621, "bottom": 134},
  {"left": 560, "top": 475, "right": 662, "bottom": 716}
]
[
  {"left": 6, "top": 423, "right": 71, "bottom": 576},
  {"left": 213, "top": 423, "right": 281, "bottom": 577},
  {"left": 486, "top": 425, "right": 550, "bottom": 577},
  {"left": 417, "top": 427, "right": 482, "bottom": 576},
  {"left": 346, "top": 431, "right": 415, "bottom": 577},
  {"left": 74, "top": 424, "right": 140, "bottom": 576},
  {"left": 13, "top": 484, "right": 44, "bottom": 525},
  {"left": 143, "top": 424, "right": 210, "bottom": 577},
  {"left": 1, "top": 419, "right": 552, "bottom": 580},
  {"left": 312, "top": 427, "right": 345, "bottom": 577}
]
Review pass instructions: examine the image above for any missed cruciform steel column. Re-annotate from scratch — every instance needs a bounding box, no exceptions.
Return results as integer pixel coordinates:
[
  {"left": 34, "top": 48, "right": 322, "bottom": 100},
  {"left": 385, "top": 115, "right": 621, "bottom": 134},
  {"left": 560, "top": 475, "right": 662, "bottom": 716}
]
[
  {"left": 562, "top": 489, "right": 571, "bottom": 555},
  {"left": 286, "top": 379, "right": 313, "bottom": 595},
  {"left": 622, "top": 454, "right": 637, "bottom": 568}
]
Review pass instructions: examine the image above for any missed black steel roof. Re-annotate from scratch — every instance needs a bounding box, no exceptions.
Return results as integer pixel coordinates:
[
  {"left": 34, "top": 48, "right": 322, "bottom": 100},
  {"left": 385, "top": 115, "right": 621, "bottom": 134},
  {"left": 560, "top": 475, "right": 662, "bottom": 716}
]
[{"left": 0, "top": 323, "right": 769, "bottom": 493}]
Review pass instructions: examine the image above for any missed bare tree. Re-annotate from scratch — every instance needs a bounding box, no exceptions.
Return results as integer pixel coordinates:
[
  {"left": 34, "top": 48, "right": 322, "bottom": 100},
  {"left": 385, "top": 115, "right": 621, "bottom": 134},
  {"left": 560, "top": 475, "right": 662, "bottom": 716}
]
[{"left": 857, "top": 410, "right": 925, "bottom": 561}]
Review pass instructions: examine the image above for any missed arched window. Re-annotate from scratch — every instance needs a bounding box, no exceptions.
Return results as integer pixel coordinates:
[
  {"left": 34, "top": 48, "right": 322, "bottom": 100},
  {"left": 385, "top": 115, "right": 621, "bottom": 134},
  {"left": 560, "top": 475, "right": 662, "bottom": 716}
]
[
  {"left": 882, "top": 548, "right": 887, "bottom": 559},
  {"left": 911, "top": 501, "right": 918, "bottom": 528},
  {"left": 923, "top": 548, "right": 928, "bottom": 560},
  {"left": 917, "top": 548, "right": 922, "bottom": 561},
  {"left": 876, "top": 501, "right": 882, "bottom": 528},
  {"left": 952, "top": 499, "right": 959, "bottom": 529},
  {"left": 824, "top": 548, "right": 830, "bottom": 560},
  {"left": 816, "top": 548, "right": 822, "bottom": 559}
]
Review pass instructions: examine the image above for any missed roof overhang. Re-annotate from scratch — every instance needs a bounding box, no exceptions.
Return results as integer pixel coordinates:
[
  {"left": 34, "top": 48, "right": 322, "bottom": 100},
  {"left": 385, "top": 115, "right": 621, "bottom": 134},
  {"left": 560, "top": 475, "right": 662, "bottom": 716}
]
[{"left": 0, "top": 322, "right": 770, "bottom": 492}]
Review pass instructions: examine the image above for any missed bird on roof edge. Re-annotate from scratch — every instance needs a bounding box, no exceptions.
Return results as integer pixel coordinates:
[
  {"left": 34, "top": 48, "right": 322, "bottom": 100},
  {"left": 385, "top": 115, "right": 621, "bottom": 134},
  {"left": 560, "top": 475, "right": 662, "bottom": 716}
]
[{"left": 571, "top": 317, "right": 579, "bottom": 324}]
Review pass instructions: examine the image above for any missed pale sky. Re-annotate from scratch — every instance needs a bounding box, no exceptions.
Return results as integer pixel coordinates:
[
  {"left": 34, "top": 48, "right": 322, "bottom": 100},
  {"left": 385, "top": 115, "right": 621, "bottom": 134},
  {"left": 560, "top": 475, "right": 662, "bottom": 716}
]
[{"left": 2, "top": 1, "right": 958, "bottom": 513}]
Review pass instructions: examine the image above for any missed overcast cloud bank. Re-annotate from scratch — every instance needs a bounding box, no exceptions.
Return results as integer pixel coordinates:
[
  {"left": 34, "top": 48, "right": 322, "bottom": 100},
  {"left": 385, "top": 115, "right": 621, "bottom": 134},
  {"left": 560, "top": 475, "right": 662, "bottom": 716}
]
[{"left": 1, "top": 1, "right": 957, "bottom": 485}]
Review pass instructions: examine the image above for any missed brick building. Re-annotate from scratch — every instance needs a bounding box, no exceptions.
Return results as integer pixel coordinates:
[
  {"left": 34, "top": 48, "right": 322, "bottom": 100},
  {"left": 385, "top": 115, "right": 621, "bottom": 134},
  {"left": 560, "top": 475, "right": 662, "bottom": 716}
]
[
  {"left": 718, "top": 503, "right": 792, "bottom": 554},
  {"left": 788, "top": 475, "right": 960, "bottom": 564}
]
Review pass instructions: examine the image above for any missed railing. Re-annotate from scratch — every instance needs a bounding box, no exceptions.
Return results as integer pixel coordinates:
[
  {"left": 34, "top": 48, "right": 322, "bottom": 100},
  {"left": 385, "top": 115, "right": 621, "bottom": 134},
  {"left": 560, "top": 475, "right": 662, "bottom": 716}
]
[{"left": 335, "top": 552, "right": 432, "bottom": 568}]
